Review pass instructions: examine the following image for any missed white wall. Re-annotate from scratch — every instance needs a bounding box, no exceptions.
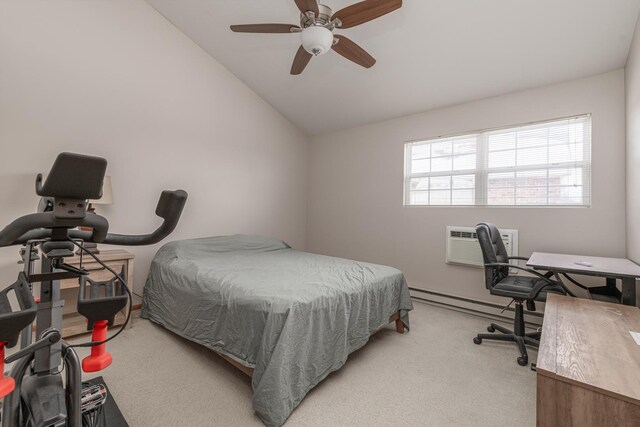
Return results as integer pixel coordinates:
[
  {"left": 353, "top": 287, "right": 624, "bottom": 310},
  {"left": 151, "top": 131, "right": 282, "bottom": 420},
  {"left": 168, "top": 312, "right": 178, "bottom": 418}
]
[
  {"left": 307, "top": 70, "right": 626, "bottom": 304},
  {"left": 0, "top": 0, "right": 309, "bottom": 296},
  {"left": 627, "top": 17, "right": 640, "bottom": 264}
]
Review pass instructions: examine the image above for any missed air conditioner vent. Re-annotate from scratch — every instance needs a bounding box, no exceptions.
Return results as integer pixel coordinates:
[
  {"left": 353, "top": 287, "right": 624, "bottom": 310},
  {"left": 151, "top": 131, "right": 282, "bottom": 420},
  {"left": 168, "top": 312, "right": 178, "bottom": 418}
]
[{"left": 450, "top": 230, "right": 477, "bottom": 239}]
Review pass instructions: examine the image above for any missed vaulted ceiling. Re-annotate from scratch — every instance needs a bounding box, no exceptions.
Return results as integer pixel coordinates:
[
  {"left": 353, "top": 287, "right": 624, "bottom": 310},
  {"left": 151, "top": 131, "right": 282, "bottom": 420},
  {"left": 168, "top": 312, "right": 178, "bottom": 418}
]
[{"left": 147, "top": 0, "right": 640, "bottom": 134}]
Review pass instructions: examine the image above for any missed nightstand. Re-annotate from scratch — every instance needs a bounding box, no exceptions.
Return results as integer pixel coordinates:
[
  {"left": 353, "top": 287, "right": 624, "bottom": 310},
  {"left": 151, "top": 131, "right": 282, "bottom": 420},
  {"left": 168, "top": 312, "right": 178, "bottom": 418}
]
[{"left": 58, "top": 249, "right": 135, "bottom": 338}]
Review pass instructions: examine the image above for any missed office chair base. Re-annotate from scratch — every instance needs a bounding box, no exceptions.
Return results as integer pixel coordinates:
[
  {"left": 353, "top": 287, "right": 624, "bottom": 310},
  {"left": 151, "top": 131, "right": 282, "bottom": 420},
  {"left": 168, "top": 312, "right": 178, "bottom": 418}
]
[
  {"left": 473, "top": 302, "right": 541, "bottom": 367},
  {"left": 473, "top": 330, "right": 540, "bottom": 366}
]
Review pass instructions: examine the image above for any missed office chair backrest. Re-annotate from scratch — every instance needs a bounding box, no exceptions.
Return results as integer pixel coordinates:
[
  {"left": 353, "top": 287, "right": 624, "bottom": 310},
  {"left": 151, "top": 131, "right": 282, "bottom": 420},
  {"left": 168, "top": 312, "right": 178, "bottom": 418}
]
[{"left": 476, "top": 223, "right": 510, "bottom": 289}]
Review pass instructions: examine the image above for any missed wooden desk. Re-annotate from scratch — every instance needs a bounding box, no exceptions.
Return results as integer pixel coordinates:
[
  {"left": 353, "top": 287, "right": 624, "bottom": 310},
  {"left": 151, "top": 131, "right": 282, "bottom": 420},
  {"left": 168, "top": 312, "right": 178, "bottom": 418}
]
[
  {"left": 537, "top": 294, "right": 640, "bottom": 426},
  {"left": 527, "top": 252, "right": 640, "bottom": 306}
]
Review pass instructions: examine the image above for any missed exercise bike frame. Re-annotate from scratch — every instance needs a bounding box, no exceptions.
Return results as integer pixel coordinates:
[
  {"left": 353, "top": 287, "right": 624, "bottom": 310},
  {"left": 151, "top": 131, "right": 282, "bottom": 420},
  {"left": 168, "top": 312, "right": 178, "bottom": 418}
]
[
  {"left": 2, "top": 239, "right": 90, "bottom": 427},
  {"left": 0, "top": 152, "right": 188, "bottom": 427}
]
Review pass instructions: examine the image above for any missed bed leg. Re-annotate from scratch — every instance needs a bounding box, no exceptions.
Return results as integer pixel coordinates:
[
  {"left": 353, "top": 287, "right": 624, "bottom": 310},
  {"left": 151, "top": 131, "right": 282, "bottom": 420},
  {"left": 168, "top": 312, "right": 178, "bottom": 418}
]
[
  {"left": 395, "top": 318, "right": 404, "bottom": 334},
  {"left": 389, "top": 311, "right": 404, "bottom": 334}
]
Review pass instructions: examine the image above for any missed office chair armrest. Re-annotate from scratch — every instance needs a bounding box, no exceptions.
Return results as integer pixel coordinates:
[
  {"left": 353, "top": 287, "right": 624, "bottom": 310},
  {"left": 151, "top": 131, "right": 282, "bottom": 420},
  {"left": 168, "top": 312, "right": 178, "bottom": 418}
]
[
  {"left": 507, "top": 256, "right": 530, "bottom": 266},
  {"left": 485, "top": 262, "right": 552, "bottom": 281},
  {"left": 510, "top": 256, "right": 554, "bottom": 278},
  {"left": 496, "top": 259, "right": 554, "bottom": 277},
  {"left": 485, "top": 262, "right": 560, "bottom": 299}
]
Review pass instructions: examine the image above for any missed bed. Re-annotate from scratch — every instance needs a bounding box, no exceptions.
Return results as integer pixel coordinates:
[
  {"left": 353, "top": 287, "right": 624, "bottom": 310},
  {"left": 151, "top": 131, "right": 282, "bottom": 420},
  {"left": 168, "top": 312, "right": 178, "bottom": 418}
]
[{"left": 141, "top": 235, "right": 413, "bottom": 426}]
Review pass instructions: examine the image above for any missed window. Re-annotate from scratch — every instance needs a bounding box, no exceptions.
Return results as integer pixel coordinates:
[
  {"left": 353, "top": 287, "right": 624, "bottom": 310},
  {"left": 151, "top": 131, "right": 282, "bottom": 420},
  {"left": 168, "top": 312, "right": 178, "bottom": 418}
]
[{"left": 404, "top": 115, "right": 591, "bottom": 206}]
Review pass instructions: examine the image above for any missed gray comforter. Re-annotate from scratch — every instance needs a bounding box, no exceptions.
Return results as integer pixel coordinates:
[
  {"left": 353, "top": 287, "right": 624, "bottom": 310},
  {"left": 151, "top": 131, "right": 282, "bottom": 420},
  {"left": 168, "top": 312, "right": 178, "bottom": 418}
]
[{"left": 141, "top": 235, "right": 413, "bottom": 426}]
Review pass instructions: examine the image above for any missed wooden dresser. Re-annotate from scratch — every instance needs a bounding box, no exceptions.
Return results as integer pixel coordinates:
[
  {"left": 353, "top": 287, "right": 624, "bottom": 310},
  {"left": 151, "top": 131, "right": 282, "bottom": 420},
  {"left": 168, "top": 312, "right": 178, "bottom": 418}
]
[
  {"left": 58, "top": 249, "right": 134, "bottom": 338},
  {"left": 537, "top": 294, "right": 640, "bottom": 426}
]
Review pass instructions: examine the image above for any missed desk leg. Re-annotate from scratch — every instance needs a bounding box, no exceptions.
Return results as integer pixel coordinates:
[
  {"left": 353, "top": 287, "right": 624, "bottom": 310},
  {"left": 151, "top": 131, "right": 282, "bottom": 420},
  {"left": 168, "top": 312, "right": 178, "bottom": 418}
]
[
  {"left": 621, "top": 277, "right": 637, "bottom": 306},
  {"left": 588, "top": 277, "right": 622, "bottom": 302}
]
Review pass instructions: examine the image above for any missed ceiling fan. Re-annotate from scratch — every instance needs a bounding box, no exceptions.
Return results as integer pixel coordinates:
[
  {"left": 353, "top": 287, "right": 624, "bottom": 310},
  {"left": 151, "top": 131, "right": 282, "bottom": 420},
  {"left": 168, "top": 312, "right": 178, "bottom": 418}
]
[{"left": 230, "top": 0, "right": 402, "bottom": 75}]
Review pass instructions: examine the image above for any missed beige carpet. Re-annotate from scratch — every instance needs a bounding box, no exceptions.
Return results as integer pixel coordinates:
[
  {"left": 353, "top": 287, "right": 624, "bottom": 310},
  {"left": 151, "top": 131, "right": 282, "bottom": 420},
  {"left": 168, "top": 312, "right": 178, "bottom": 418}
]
[{"left": 73, "top": 301, "right": 537, "bottom": 426}]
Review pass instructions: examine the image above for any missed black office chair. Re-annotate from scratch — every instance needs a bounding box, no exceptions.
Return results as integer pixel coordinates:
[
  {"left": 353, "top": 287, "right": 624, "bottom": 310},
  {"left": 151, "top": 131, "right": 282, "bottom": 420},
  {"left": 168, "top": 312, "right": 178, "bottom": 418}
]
[{"left": 473, "top": 223, "right": 572, "bottom": 366}]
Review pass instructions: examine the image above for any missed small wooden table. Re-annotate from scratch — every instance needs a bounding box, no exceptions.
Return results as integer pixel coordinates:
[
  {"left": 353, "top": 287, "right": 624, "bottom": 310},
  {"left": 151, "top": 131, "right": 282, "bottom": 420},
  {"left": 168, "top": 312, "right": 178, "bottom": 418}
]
[
  {"left": 537, "top": 294, "right": 640, "bottom": 426},
  {"left": 527, "top": 252, "right": 640, "bottom": 306}
]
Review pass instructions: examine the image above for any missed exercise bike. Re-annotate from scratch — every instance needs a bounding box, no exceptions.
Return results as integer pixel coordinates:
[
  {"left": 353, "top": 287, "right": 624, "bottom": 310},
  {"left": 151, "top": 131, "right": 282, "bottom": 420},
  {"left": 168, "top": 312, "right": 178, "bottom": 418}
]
[{"left": 0, "top": 152, "right": 187, "bottom": 426}]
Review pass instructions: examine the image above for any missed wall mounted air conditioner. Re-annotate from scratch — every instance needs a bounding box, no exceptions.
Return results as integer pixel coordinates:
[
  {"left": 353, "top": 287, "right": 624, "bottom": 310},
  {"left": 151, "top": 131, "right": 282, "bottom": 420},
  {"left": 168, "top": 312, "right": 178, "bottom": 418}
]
[{"left": 446, "top": 226, "right": 519, "bottom": 272}]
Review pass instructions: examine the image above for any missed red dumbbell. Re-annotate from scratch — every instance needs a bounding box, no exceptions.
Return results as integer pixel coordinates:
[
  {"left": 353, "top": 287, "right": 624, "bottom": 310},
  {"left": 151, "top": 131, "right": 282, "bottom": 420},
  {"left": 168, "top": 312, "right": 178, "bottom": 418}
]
[
  {"left": 81, "top": 321, "right": 112, "bottom": 373},
  {"left": 0, "top": 341, "right": 15, "bottom": 398}
]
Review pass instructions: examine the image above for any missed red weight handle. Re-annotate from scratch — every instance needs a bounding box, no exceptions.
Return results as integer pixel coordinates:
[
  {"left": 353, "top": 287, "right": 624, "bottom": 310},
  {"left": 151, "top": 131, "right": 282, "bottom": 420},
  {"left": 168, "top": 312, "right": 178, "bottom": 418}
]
[
  {"left": 81, "top": 320, "right": 112, "bottom": 373},
  {"left": 0, "top": 341, "right": 16, "bottom": 398}
]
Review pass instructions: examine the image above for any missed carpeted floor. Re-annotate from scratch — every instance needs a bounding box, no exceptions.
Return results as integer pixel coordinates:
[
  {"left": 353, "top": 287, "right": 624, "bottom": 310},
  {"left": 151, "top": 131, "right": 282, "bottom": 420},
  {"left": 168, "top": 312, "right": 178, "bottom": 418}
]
[{"left": 74, "top": 301, "right": 538, "bottom": 426}]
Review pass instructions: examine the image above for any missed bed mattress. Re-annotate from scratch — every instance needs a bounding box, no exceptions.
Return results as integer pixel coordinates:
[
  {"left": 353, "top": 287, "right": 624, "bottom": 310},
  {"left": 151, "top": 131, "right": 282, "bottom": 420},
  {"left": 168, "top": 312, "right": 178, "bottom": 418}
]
[{"left": 141, "top": 235, "right": 413, "bottom": 426}]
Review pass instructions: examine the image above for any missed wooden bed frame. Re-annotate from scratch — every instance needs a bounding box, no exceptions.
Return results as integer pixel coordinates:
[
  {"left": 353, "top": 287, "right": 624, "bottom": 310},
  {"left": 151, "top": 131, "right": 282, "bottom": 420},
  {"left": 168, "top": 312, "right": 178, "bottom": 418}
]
[{"left": 218, "top": 311, "right": 405, "bottom": 378}]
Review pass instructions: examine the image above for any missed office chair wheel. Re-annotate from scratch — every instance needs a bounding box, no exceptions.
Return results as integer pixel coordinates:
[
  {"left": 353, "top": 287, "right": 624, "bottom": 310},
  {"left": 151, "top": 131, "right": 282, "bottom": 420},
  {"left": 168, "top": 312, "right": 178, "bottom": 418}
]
[
  {"left": 473, "top": 336, "right": 482, "bottom": 345},
  {"left": 517, "top": 356, "right": 528, "bottom": 366},
  {"left": 487, "top": 325, "right": 495, "bottom": 333}
]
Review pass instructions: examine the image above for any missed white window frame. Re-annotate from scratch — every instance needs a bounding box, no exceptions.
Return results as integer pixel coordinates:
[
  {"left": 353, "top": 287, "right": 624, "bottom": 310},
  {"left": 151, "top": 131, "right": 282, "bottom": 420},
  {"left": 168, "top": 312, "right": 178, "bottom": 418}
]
[
  {"left": 403, "top": 133, "right": 479, "bottom": 206},
  {"left": 403, "top": 114, "right": 592, "bottom": 207}
]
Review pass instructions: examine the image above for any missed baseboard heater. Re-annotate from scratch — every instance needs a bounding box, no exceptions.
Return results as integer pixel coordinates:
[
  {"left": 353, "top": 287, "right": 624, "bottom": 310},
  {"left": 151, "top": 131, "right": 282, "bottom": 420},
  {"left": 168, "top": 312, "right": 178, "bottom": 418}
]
[{"left": 409, "top": 287, "right": 543, "bottom": 326}]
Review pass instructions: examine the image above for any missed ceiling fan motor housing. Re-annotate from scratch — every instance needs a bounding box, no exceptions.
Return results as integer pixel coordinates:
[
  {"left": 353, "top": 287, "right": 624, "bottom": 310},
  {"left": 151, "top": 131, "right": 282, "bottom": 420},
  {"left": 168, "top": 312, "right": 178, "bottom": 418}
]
[{"left": 300, "top": 4, "right": 334, "bottom": 28}]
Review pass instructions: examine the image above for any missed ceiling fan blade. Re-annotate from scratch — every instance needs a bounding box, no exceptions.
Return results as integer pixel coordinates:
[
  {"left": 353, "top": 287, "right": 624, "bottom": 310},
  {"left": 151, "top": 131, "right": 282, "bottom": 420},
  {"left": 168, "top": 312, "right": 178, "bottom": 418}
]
[
  {"left": 332, "top": 0, "right": 402, "bottom": 29},
  {"left": 291, "top": 45, "right": 313, "bottom": 75},
  {"left": 294, "top": 0, "right": 319, "bottom": 15},
  {"left": 332, "top": 35, "right": 376, "bottom": 68},
  {"left": 230, "top": 24, "right": 299, "bottom": 33}
]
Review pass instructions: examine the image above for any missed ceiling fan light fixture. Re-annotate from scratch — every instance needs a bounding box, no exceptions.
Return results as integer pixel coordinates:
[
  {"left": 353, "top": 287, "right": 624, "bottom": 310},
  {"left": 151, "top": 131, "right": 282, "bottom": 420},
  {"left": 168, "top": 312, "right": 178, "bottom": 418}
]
[
  {"left": 231, "top": 0, "right": 404, "bottom": 75},
  {"left": 301, "top": 26, "right": 333, "bottom": 56}
]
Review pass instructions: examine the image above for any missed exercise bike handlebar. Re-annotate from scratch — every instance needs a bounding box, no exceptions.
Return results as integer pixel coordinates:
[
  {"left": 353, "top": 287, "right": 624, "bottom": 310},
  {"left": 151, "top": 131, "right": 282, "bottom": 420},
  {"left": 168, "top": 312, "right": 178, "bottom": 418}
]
[
  {"left": 0, "top": 213, "right": 109, "bottom": 247},
  {"left": 92, "top": 189, "right": 187, "bottom": 246},
  {"left": 0, "top": 189, "right": 187, "bottom": 248}
]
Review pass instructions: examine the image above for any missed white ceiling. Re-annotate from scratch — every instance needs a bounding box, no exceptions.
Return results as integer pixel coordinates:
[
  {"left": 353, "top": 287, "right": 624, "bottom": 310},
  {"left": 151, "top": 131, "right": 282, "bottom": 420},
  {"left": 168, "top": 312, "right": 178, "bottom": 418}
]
[{"left": 147, "top": 0, "right": 640, "bottom": 135}]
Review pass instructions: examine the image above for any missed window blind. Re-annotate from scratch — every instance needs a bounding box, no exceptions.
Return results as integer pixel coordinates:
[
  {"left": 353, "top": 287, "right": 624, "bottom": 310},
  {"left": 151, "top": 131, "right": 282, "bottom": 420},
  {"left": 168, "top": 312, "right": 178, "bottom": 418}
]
[{"left": 404, "top": 115, "right": 592, "bottom": 206}]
